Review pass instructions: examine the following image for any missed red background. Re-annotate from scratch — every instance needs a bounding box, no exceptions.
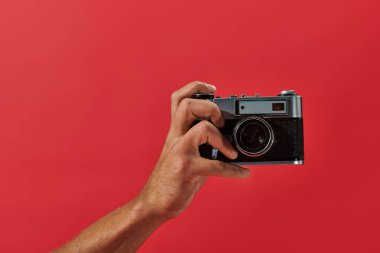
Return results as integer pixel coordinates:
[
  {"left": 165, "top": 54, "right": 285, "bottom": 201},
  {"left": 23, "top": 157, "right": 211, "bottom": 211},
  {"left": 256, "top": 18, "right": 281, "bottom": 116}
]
[{"left": 1, "top": 0, "right": 380, "bottom": 252}]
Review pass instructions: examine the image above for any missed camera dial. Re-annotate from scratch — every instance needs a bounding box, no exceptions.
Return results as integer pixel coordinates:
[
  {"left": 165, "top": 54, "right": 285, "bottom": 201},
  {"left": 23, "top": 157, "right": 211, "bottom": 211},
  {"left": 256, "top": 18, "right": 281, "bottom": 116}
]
[
  {"left": 191, "top": 93, "right": 214, "bottom": 100},
  {"left": 279, "top": 90, "right": 296, "bottom": 96}
]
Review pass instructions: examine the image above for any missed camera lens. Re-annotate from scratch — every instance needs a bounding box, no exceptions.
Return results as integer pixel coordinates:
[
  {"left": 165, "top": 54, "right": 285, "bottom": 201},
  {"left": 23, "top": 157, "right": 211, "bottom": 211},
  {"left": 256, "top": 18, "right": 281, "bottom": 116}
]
[
  {"left": 239, "top": 123, "right": 267, "bottom": 150},
  {"left": 234, "top": 117, "right": 274, "bottom": 157}
]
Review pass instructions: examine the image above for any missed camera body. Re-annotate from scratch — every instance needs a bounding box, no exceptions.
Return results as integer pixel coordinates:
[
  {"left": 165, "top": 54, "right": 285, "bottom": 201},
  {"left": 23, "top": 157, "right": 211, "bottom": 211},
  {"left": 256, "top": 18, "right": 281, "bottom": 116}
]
[{"left": 193, "top": 90, "right": 304, "bottom": 165}]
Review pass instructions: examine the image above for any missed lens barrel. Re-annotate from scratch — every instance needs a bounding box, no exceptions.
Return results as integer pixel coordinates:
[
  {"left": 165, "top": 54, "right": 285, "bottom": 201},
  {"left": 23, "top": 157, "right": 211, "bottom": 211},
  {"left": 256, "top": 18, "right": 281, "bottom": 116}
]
[{"left": 233, "top": 116, "right": 274, "bottom": 157}]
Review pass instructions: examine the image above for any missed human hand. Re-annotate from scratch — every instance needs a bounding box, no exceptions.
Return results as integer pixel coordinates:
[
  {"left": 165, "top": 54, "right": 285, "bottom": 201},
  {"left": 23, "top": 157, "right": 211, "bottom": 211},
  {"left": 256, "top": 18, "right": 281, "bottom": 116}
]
[{"left": 138, "top": 81, "right": 250, "bottom": 220}]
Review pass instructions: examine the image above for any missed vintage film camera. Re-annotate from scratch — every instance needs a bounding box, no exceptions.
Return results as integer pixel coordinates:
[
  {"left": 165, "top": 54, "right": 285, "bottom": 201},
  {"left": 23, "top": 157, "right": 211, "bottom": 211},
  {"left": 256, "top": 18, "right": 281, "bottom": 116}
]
[{"left": 193, "top": 90, "right": 304, "bottom": 165}]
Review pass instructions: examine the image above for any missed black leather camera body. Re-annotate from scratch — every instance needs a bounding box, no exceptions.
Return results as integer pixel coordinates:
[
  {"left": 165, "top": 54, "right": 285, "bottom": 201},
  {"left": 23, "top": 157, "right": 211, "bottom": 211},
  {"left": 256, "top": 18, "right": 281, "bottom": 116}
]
[{"left": 193, "top": 90, "right": 304, "bottom": 165}]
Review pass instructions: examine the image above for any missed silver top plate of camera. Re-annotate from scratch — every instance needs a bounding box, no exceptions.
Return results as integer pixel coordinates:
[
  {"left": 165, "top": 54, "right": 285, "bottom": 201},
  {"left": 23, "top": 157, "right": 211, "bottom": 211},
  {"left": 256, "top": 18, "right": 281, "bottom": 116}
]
[
  {"left": 238, "top": 100, "right": 287, "bottom": 115},
  {"left": 214, "top": 90, "right": 302, "bottom": 119}
]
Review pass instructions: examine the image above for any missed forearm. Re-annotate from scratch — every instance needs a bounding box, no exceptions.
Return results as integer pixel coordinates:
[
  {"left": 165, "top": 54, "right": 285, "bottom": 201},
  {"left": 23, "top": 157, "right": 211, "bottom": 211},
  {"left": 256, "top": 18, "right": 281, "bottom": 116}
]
[
  {"left": 53, "top": 196, "right": 167, "bottom": 253},
  {"left": 53, "top": 82, "right": 249, "bottom": 252}
]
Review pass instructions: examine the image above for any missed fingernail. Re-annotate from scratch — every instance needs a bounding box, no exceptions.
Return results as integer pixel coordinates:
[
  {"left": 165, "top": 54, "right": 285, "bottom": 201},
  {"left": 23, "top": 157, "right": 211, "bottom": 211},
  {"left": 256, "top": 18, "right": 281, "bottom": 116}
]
[
  {"left": 231, "top": 150, "right": 238, "bottom": 159},
  {"left": 207, "top": 84, "right": 216, "bottom": 91}
]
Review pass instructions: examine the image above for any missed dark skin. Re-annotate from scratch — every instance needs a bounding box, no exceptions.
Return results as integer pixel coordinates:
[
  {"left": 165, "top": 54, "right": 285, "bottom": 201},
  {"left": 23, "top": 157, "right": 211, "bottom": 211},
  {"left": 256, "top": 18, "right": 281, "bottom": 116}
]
[{"left": 53, "top": 81, "right": 250, "bottom": 253}]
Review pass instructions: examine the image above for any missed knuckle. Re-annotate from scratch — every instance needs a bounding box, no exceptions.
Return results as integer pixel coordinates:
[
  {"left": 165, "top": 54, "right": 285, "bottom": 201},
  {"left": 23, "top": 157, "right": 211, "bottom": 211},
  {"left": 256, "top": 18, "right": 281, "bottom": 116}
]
[
  {"left": 198, "top": 120, "right": 213, "bottom": 133},
  {"left": 180, "top": 97, "right": 192, "bottom": 108},
  {"left": 233, "top": 165, "right": 239, "bottom": 175},
  {"left": 171, "top": 91, "right": 179, "bottom": 102},
  {"left": 230, "top": 165, "right": 244, "bottom": 177},
  {"left": 215, "top": 162, "right": 226, "bottom": 176},
  {"left": 223, "top": 163, "right": 236, "bottom": 175},
  {"left": 225, "top": 163, "right": 236, "bottom": 174}
]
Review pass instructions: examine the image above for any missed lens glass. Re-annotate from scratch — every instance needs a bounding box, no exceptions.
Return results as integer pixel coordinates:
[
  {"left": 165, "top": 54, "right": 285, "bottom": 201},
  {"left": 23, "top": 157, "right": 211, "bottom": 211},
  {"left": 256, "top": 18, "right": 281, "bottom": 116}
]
[
  {"left": 235, "top": 118, "right": 273, "bottom": 156},
  {"left": 239, "top": 123, "right": 267, "bottom": 150}
]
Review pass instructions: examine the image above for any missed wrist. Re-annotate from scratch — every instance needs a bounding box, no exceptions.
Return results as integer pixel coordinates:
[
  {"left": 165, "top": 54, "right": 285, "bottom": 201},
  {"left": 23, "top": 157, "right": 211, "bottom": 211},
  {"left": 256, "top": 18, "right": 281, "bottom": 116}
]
[{"left": 133, "top": 194, "right": 173, "bottom": 224}]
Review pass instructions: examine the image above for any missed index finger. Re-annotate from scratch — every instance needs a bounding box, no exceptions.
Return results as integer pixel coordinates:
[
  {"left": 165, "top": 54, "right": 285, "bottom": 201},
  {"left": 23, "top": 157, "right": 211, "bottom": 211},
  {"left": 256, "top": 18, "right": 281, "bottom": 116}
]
[
  {"left": 182, "top": 120, "right": 238, "bottom": 160},
  {"left": 171, "top": 81, "right": 216, "bottom": 119}
]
